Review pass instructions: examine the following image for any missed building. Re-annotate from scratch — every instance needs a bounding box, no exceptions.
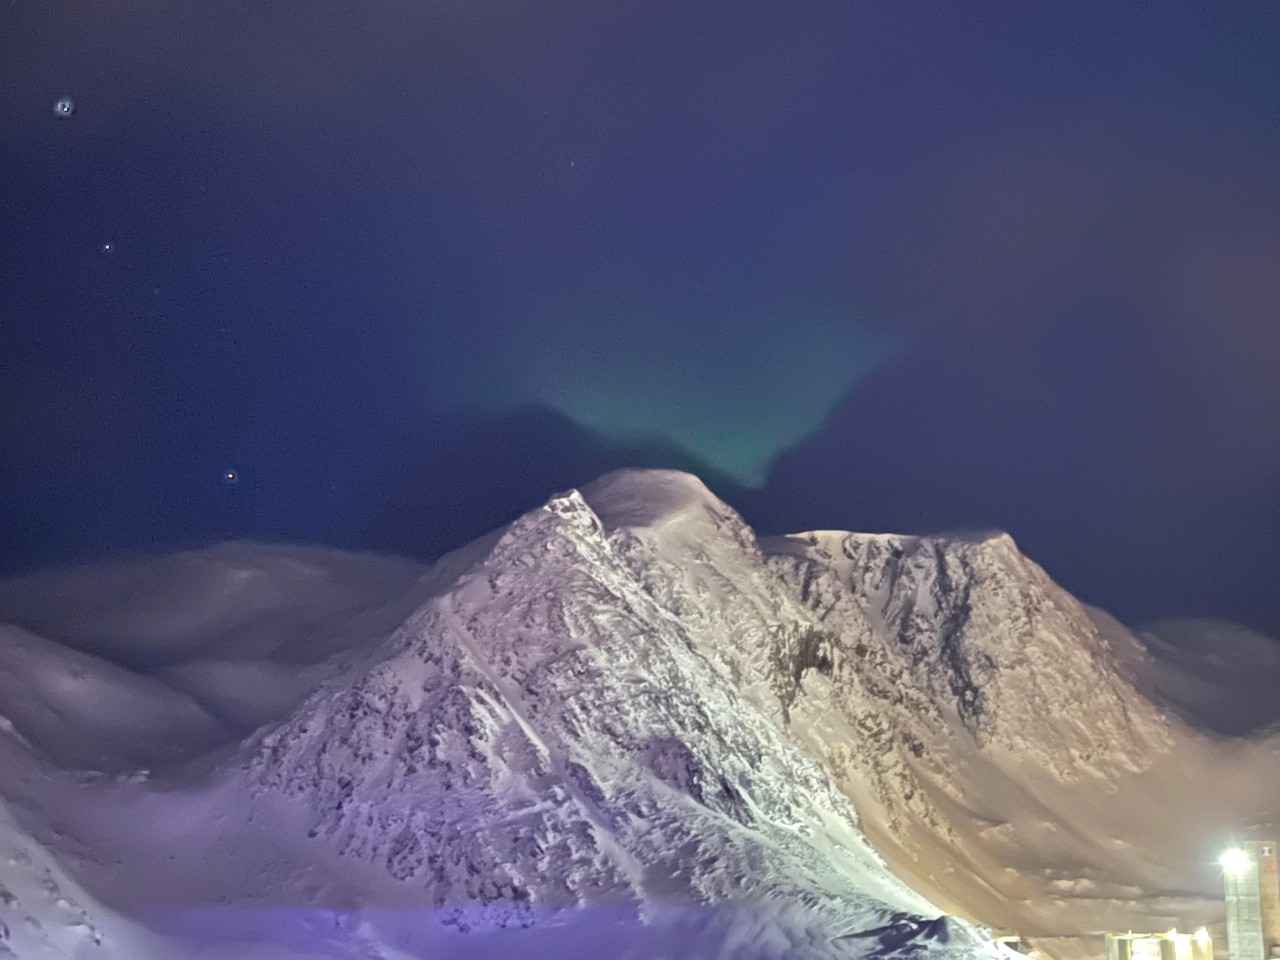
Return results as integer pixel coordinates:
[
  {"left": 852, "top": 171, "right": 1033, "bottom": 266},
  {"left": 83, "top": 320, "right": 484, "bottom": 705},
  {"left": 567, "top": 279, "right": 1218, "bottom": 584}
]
[
  {"left": 993, "top": 934, "right": 1032, "bottom": 955},
  {"left": 1105, "top": 929, "right": 1212, "bottom": 960},
  {"left": 1222, "top": 841, "right": 1280, "bottom": 960}
]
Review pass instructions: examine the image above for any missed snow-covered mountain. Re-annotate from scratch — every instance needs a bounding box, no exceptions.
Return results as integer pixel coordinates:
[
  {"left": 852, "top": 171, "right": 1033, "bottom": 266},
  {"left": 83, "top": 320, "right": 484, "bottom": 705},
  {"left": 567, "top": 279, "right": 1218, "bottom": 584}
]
[
  {"left": 1, "top": 470, "right": 1277, "bottom": 960},
  {"left": 762, "top": 531, "right": 1280, "bottom": 954}
]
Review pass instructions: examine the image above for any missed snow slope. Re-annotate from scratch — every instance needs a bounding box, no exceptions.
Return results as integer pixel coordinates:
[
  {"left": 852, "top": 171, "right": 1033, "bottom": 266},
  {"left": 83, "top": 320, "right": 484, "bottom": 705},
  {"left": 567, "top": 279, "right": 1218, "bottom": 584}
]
[
  {"left": 0, "top": 470, "right": 1277, "bottom": 960},
  {"left": 0, "top": 800, "right": 175, "bottom": 960}
]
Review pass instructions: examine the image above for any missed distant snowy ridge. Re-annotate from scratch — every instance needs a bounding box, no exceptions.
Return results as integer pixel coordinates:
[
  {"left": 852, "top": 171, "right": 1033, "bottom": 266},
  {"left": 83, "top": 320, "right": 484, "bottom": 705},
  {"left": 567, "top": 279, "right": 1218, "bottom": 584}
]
[
  {"left": 1124, "top": 618, "right": 1280, "bottom": 736},
  {"left": 1, "top": 469, "right": 1277, "bottom": 960}
]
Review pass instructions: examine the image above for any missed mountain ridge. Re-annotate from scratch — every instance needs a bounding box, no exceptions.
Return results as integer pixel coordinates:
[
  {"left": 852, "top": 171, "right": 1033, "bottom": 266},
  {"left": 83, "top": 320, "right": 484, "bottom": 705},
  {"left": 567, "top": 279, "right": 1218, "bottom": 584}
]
[{"left": 1, "top": 468, "right": 1277, "bottom": 960}]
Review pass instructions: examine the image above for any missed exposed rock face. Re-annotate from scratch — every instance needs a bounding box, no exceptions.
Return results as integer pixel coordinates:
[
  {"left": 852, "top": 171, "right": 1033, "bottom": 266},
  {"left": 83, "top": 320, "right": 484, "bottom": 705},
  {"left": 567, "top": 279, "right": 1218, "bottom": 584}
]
[
  {"left": 242, "top": 479, "right": 937, "bottom": 934},
  {"left": 766, "top": 530, "right": 1171, "bottom": 782}
]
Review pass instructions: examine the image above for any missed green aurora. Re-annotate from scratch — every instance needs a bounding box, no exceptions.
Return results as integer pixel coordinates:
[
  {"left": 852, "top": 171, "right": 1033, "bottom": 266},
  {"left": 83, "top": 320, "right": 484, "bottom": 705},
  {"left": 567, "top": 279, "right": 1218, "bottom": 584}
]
[{"left": 430, "top": 299, "right": 892, "bottom": 487}]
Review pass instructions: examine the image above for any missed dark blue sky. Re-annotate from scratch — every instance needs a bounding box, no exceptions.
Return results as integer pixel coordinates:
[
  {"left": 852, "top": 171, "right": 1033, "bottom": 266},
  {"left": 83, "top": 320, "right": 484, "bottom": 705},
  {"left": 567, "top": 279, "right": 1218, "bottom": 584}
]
[{"left": 2, "top": 2, "right": 1278, "bottom": 632}]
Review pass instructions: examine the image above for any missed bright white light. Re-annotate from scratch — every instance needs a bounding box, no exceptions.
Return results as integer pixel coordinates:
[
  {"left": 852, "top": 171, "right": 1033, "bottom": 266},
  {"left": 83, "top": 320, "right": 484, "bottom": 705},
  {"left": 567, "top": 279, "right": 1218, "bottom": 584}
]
[
  {"left": 1194, "top": 928, "right": 1210, "bottom": 946},
  {"left": 1221, "top": 848, "right": 1252, "bottom": 876}
]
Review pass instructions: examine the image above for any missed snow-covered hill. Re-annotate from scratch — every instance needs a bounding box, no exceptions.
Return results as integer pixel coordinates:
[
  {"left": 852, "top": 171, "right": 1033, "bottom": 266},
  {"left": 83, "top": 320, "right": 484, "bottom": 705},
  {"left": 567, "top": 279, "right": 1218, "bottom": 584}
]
[
  {"left": 1, "top": 471, "right": 1277, "bottom": 960},
  {"left": 1122, "top": 618, "right": 1280, "bottom": 736}
]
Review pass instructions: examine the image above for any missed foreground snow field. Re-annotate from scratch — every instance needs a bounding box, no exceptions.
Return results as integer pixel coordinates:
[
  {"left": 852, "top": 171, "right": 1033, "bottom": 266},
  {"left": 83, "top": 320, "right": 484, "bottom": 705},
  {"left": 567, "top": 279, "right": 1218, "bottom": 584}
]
[{"left": 1, "top": 470, "right": 1277, "bottom": 960}]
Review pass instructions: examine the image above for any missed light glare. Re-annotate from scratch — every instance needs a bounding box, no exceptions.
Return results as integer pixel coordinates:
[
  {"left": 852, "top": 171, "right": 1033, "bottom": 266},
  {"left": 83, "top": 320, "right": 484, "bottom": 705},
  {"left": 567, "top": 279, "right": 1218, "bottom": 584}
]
[{"left": 1221, "top": 848, "right": 1251, "bottom": 875}]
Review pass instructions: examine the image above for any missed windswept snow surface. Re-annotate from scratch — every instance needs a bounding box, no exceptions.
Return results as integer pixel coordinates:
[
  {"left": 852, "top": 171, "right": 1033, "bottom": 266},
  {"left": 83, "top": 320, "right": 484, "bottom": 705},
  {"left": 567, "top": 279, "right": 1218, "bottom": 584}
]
[{"left": 0, "top": 471, "right": 1277, "bottom": 960}]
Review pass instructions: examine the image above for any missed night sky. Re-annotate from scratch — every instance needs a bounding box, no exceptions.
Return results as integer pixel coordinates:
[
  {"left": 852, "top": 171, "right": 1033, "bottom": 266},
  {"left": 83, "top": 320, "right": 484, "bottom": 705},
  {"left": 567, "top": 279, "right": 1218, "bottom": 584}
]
[{"left": 3, "top": 3, "right": 1278, "bottom": 633}]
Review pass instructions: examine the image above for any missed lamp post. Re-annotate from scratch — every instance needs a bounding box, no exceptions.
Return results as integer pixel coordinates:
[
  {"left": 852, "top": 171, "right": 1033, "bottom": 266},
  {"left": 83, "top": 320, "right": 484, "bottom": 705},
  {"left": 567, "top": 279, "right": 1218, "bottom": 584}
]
[{"left": 1221, "top": 843, "right": 1280, "bottom": 960}]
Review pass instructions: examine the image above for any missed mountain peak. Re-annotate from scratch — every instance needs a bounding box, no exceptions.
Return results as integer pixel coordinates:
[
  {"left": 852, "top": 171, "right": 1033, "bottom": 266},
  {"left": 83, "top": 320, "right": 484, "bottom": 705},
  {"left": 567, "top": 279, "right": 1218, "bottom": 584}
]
[
  {"left": 761, "top": 529, "right": 1021, "bottom": 578},
  {"left": 578, "top": 468, "right": 724, "bottom": 531}
]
